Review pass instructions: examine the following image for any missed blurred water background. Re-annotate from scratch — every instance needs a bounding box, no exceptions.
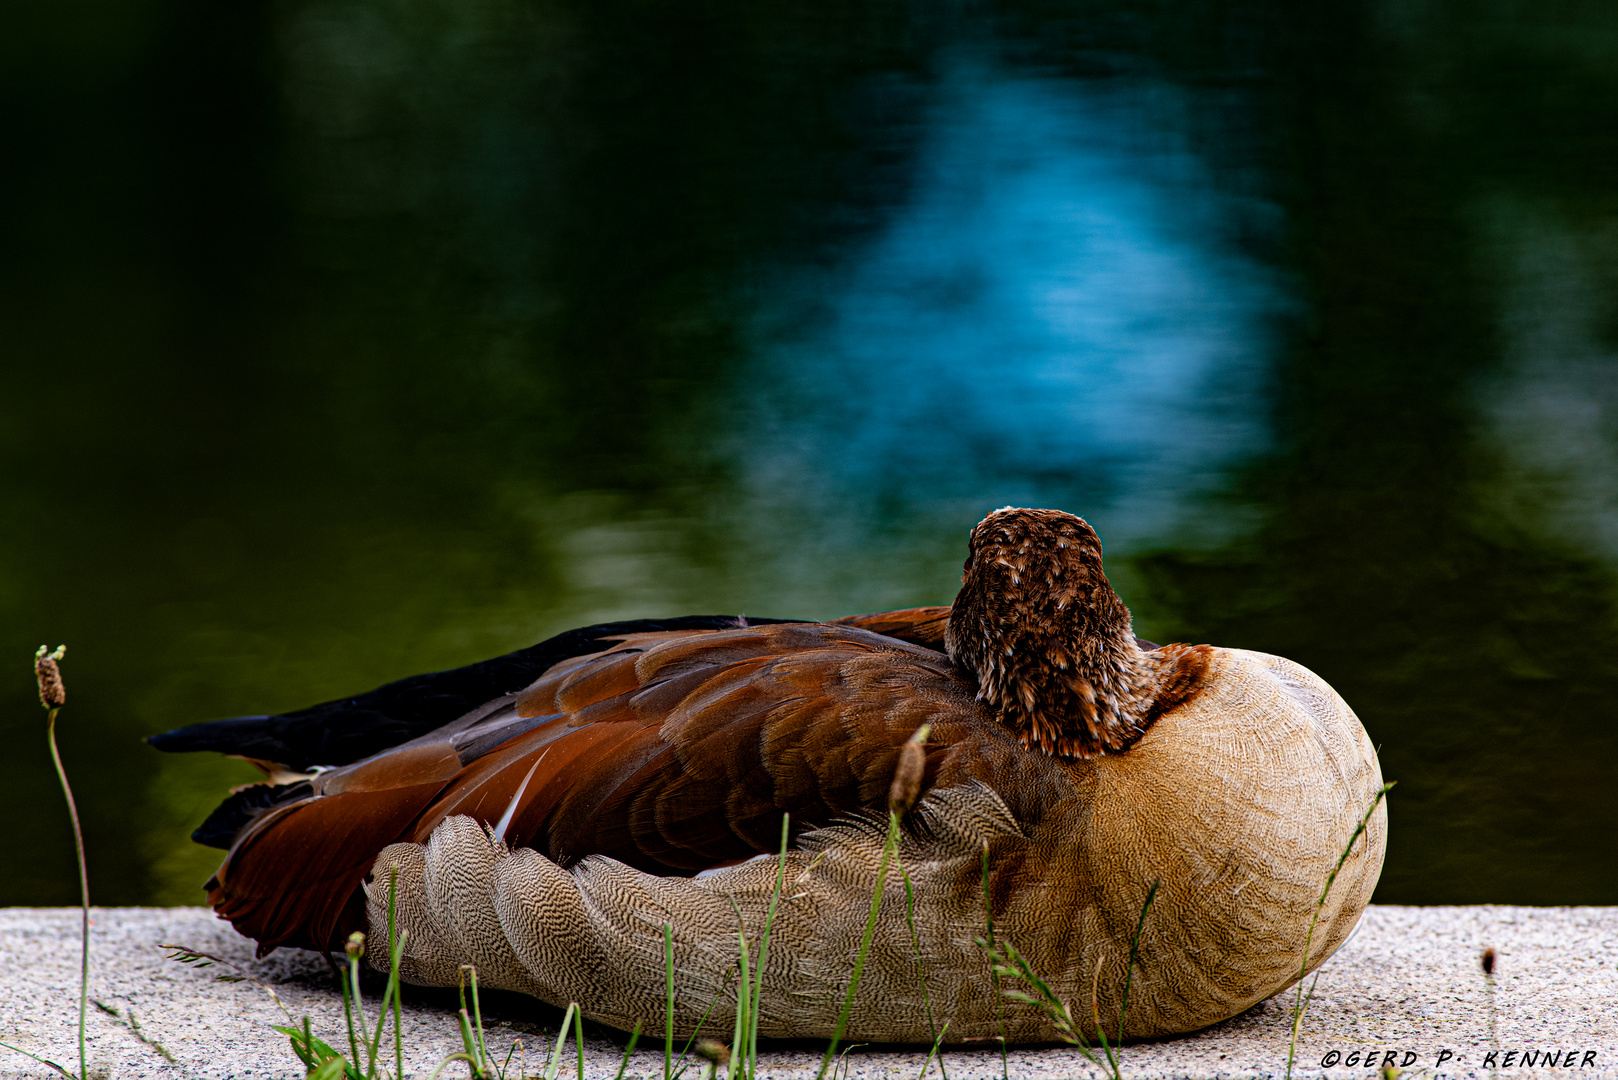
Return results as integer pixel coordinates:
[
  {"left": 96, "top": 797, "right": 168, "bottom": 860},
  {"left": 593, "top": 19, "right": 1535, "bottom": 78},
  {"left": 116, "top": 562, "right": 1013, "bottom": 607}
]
[{"left": 2, "top": 0, "right": 1616, "bottom": 907}]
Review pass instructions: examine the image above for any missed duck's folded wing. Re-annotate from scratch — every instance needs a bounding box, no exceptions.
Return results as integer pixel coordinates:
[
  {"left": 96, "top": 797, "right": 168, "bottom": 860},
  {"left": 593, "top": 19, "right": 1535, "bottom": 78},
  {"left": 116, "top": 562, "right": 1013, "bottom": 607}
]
[
  {"left": 146, "top": 615, "right": 808, "bottom": 775},
  {"left": 195, "top": 620, "right": 999, "bottom": 954}
]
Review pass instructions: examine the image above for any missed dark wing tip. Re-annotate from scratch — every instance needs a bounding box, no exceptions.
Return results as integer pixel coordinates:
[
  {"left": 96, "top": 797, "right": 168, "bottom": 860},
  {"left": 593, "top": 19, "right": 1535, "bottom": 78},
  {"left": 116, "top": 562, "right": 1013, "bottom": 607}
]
[
  {"left": 144, "top": 615, "right": 812, "bottom": 770},
  {"left": 191, "top": 780, "right": 314, "bottom": 849},
  {"left": 146, "top": 715, "right": 280, "bottom": 755}
]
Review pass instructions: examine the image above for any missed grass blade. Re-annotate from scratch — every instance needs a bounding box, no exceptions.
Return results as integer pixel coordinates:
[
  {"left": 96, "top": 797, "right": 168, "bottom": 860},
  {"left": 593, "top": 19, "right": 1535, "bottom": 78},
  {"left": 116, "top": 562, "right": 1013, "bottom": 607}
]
[
  {"left": 901, "top": 865, "right": 948, "bottom": 1080},
  {"left": 542, "top": 1003, "right": 576, "bottom": 1080},
  {"left": 979, "top": 849, "right": 1008, "bottom": 1080},
  {"left": 425, "top": 1052, "right": 480, "bottom": 1080},
  {"left": 665, "top": 923, "right": 675, "bottom": 1080},
  {"left": 388, "top": 872, "right": 405, "bottom": 1080},
  {"left": 916, "top": 1019, "right": 950, "bottom": 1080},
  {"left": 815, "top": 809, "right": 902, "bottom": 1080},
  {"left": 163, "top": 943, "right": 296, "bottom": 1023},
  {"left": 611, "top": 1021, "right": 643, "bottom": 1080},
  {"left": 366, "top": 950, "right": 397, "bottom": 1077},
  {"left": 309, "top": 1057, "right": 354, "bottom": 1080},
  {"left": 500, "top": 1036, "right": 522, "bottom": 1080},
  {"left": 459, "top": 965, "right": 490, "bottom": 1077},
  {"left": 1117, "top": 880, "right": 1159, "bottom": 1044},
  {"left": 0, "top": 1039, "right": 76, "bottom": 1079},
  {"left": 1089, "top": 954, "right": 1120, "bottom": 1080},
  {"left": 457, "top": 1006, "right": 480, "bottom": 1076},
  {"left": 744, "top": 813, "right": 791, "bottom": 1079},
  {"left": 575, "top": 1006, "right": 586, "bottom": 1080},
  {"left": 671, "top": 969, "right": 735, "bottom": 1080},
  {"left": 342, "top": 950, "right": 363, "bottom": 1069},
  {"left": 1285, "top": 782, "right": 1394, "bottom": 1080},
  {"left": 727, "top": 911, "right": 750, "bottom": 1080},
  {"left": 979, "top": 935, "right": 1104, "bottom": 1071}
]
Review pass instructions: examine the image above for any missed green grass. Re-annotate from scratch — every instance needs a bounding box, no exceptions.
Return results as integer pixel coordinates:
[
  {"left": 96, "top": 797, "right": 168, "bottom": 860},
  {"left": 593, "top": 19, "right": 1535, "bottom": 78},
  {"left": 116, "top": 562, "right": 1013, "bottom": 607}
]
[
  {"left": 899, "top": 863, "right": 950, "bottom": 1080},
  {"left": 813, "top": 805, "right": 904, "bottom": 1080},
  {"left": 1284, "top": 782, "right": 1395, "bottom": 1080},
  {"left": 978, "top": 877, "right": 1159, "bottom": 1080}
]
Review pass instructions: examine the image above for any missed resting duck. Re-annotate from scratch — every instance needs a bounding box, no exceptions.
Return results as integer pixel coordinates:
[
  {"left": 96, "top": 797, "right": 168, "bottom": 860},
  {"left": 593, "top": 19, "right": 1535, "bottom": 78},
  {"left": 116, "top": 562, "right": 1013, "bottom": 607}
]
[{"left": 150, "top": 508, "right": 1386, "bottom": 1043}]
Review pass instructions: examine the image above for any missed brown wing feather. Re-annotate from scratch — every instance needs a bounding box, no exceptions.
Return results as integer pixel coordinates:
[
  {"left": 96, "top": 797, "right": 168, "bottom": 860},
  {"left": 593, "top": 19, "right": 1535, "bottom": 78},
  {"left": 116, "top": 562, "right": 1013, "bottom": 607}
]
[
  {"left": 208, "top": 616, "right": 1065, "bottom": 953},
  {"left": 208, "top": 781, "right": 454, "bottom": 955},
  {"left": 414, "top": 720, "right": 641, "bottom": 841},
  {"left": 831, "top": 606, "right": 951, "bottom": 650}
]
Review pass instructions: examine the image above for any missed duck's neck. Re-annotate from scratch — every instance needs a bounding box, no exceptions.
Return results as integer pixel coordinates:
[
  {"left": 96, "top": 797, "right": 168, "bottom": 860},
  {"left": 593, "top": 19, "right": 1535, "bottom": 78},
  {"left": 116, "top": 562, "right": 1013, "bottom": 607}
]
[{"left": 944, "top": 508, "right": 1162, "bottom": 758}]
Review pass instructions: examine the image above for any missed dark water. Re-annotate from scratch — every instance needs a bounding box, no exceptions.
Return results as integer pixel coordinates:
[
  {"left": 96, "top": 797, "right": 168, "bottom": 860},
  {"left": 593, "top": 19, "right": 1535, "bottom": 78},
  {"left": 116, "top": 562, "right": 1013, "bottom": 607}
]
[{"left": 3, "top": 0, "right": 1616, "bottom": 908}]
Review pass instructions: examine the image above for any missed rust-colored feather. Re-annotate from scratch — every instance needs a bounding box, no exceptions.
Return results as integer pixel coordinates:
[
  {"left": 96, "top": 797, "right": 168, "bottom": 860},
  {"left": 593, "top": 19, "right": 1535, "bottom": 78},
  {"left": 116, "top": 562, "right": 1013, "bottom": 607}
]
[
  {"left": 209, "top": 781, "right": 452, "bottom": 954},
  {"left": 831, "top": 606, "right": 951, "bottom": 650},
  {"left": 413, "top": 720, "right": 637, "bottom": 843}
]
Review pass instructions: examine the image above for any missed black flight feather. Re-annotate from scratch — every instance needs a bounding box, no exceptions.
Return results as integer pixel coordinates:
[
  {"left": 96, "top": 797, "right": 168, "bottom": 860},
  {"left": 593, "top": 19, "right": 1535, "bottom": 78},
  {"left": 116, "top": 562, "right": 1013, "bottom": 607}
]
[
  {"left": 146, "top": 615, "right": 803, "bottom": 773},
  {"left": 192, "top": 781, "right": 314, "bottom": 849}
]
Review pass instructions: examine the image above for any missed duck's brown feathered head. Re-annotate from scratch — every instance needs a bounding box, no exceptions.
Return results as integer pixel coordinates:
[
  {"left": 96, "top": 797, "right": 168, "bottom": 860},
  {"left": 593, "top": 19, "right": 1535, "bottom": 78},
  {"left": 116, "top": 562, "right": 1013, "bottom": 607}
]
[{"left": 945, "top": 507, "right": 1157, "bottom": 758}]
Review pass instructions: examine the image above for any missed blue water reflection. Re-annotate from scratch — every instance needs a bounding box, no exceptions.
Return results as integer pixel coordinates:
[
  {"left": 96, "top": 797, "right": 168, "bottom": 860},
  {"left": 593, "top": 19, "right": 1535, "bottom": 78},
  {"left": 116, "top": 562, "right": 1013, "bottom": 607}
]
[{"left": 742, "top": 70, "right": 1288, "bottom": 546}]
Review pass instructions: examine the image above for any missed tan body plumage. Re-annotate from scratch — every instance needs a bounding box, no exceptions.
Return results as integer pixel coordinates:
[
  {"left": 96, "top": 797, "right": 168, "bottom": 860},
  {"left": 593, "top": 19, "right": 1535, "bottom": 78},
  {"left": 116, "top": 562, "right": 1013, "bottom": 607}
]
[{"left": 151, "top": 508, "right": 1386, "bottom": 1043}]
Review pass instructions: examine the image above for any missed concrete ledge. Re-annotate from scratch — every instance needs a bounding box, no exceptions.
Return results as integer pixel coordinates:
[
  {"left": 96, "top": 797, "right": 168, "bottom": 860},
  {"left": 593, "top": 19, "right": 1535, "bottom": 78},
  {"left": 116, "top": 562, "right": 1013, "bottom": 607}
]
[{"left": 1, "top": 906, "right": 1614, "bottom": 1079}]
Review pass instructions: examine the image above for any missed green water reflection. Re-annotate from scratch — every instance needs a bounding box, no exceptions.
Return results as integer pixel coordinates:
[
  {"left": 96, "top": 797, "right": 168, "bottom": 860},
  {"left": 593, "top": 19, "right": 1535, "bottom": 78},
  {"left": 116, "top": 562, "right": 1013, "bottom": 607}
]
[{"left": 2, "top": 0, "right": 1615, "bottom": 907}]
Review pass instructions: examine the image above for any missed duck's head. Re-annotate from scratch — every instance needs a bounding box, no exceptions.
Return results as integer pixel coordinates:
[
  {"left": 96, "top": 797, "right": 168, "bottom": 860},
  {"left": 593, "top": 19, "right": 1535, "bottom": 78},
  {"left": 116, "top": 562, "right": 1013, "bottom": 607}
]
[{"left": 945, "top": 507, "right": 1160, "bottom": 758}]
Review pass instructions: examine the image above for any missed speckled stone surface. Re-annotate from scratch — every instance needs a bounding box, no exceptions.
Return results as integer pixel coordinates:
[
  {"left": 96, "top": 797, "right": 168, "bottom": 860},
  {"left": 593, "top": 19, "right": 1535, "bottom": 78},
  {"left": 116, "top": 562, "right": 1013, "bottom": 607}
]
[{"left": 1, "top": 906, "right": 1613, "bottom": 1079}]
